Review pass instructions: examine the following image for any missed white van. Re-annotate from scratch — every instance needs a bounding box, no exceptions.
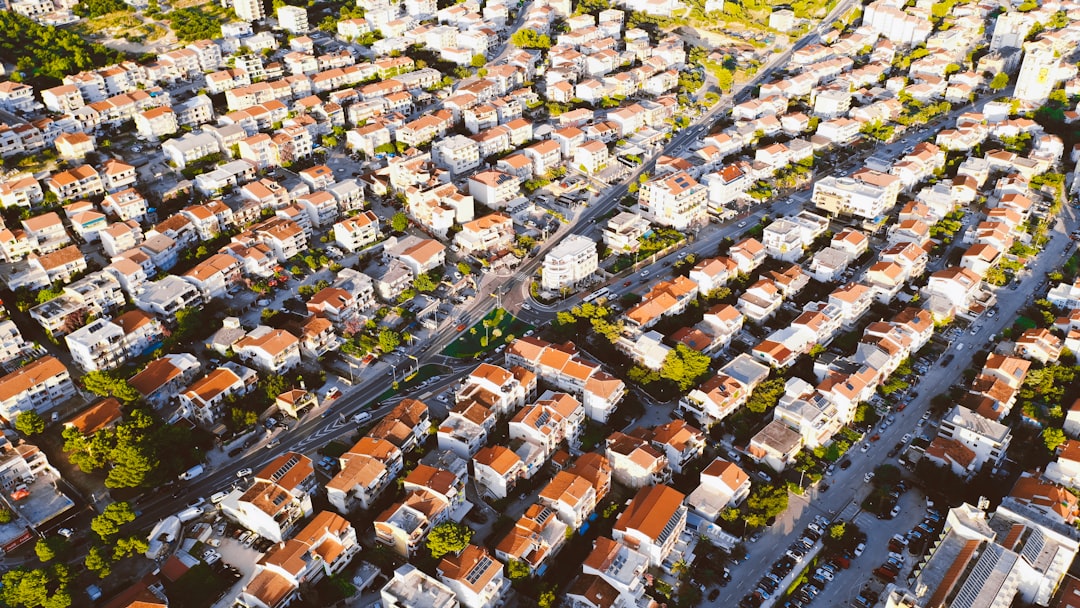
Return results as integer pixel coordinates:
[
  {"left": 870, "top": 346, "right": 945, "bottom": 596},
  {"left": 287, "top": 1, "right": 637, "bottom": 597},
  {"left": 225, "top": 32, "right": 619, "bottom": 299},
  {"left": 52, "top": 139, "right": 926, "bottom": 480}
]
[
  {"left": 352, "top": 411, "right": 372, "bottom": 425},
  {"left": 210, "top": 491, "right": 228, "bottom": 504}
]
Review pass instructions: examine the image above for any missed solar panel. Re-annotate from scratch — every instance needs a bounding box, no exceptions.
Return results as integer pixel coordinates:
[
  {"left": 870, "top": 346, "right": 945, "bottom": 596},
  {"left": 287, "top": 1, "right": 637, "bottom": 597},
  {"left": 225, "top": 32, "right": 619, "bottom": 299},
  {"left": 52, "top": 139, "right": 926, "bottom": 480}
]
[
  {"left": 465, "top": 556, "right": 493, "bottom": 584},
  {"left": 270, "top": 455, "right": 300, "bottom": 482}
]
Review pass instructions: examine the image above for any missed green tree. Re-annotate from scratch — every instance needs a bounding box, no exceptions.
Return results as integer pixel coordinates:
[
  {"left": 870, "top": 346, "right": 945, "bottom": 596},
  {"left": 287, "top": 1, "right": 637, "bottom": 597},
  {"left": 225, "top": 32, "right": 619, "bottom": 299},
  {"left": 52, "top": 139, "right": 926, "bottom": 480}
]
[
  {"left": 1044, "top": 427, "right": 1067, "bottom": 452},
  {"left": 390, "top": 212, "right": 409, "bottom": 232},
  {"left": 0, "top": 506, "right": 13, "bottom": 523},
  {"left": 471, "top": 54, "right": 487, "bottom": 68},
  {"left": 426, "top": 522, "right": 473, "bottom": 559},
  {"left": 15, "top": 411, "right": 45, "bottom": 436},
  {"left": 510, "top": 29, "right": 552, "bottom": 49},
  {"left": 456, "top": 262, "right": 472, "bottom": 276},
  {"left": 91, "top": 501, "right": 137, "bottom": 540},
  {"left": 168, "top": 7, "right": 222, "bottom": 42},
  {"left": 230, "top": 407, "right": 258, "bottom": 429},
  {"left": 746, "top": 377, "right": 785, "bottom": 413},
  {"left": 84, "top": 546, "right": 112, "bottom": 579},
  {"left": 73, "top": 0, "right": 129, "bottom": 18},
  {"left": 537, "top": 589, "right": 557, "bottom": 608},
  {"left": 659, "top": 344, "right": 712, "bottom": 391},
  {"left": 990, "top": 72, "right": 1009, "bottom": 91},
  {"left": 34, "top": 539, "right": 55, "bottom": 563},
  {"left": 112, "top": 535, "right": 148, "bottom": 560},
  {"left": 81, "top": 370, "right": 140, "bottom": 404},
  {"left": 507, "top": 559, "right": 531, "bottom": 580},
  {"left": 828, "top": 522, "right": 846, "bottom": 540},
  {"left": 0, "top": 567, "right": 70, "bottom": 608},
  {"left": 413, "top": 272, "right": 438, "bottom": 292},
  {"left": 378, "top": 328, "right": 402, "bottom": 353}
]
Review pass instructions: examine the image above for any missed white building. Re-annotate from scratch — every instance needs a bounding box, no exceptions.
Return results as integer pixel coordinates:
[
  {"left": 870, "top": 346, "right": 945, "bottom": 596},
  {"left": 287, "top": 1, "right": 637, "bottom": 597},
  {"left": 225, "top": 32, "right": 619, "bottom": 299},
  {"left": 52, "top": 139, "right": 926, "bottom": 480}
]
[
  {"left": 541, "top": 234, "right": 597, "bottom": 292},
  {"left": 277, "top": 5, "right": 309, "bottom": 33},
  {"left": 637, "top": 171, "right": 708, "bottom": 232}
]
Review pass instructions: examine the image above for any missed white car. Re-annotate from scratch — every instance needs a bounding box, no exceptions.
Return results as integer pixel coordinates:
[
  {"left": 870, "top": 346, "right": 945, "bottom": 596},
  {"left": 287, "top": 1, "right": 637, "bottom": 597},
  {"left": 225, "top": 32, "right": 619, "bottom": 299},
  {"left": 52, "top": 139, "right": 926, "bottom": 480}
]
[
  {"left": 640, "top": 270, "right": 650, "bottom": 278},
  {"left": 237, "top": 468, "right": 252, "bottom": 478},
  {"left": 901, "top": 433, "right": 912, "bottom": 444},
  {"left": 738, "top": 221, "right": 748, "bottom": 228},
  {"left": 854, "top": 542, "right": 865, "bottom": 557},
  {"left": 864, "top": 472, "right": 875, "bottom": 483}
]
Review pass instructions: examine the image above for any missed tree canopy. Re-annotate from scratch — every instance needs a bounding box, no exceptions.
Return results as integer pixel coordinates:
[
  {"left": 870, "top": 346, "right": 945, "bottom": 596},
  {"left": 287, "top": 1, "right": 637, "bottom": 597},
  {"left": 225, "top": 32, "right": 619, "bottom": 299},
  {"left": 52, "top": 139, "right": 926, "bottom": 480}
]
[
  {"left": 15, "top": 411, "right": 45, "bottom": 436},
  {"left": 0, "top": 12, "right": 124, "bottom": 85},
  {"left": 73, "top": 0, "right": 129, "bottom": 18},
  {"left": 510, "top": 30, "right": 552, "bottom": 49},
  {"left": 62, "top": 409, "right": 194, "bottom": 488},
  {"left": 746, "top": 377, "right": 785, "bottom": 413},
  {"left": 91, "top": 501, "right": 137, "bottom": 540},
  {"left": 82, "top": 370, "right": 140, "bottom": 404},
  {"left": 426, "top": 522, "right": 473, "bottom": 558},
  {"left": 390, "top": 212, "right": 409, "bottom": 232},
  {"left": 168, "top": 8, "right": 222, "bottom": 42},
  {"left": 0, "top": 566, "right": 72, "bottom": 608},
  {"left": 659, "top": 344, "right": 712, "bottom": 391}
]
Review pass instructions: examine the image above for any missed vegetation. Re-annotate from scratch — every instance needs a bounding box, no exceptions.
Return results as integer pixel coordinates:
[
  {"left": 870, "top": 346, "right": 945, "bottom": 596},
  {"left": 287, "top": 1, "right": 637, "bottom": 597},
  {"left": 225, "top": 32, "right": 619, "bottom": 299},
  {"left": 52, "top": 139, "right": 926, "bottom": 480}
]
[
  {"left": 554, "top": 301, "right": 623, "bottom": 344},
  {"left": 62, "top": 409, "right": 196, "bottom": 488},
  {"left": 90, "top": 501, "right": 136, "bottom": 540},
  {"left": 744, "top": 483, "right": 789, "bottom": 528},
  {"left": 660, "top": 344, "right": 713, "bottom": 391},
  {"left": 168, "top": 7, "right": 223, "bottom": 42},
  {"left": 74, "top": 0, "right": 129, "bottom": 18},
  {"left": 746, "top": 377, "right": 786, "bottom": 413},
  {"left": 0, "top": 566, "right": 72, "bottom": 608},
  {"left": 426, "top": 522, "right": 473, "bottom": 559},
  {"left": 510, "top": 30, "right": 552, "bottom": 49},
  {"left": 0, "top": 12, "right": 125, "bottom": 85},
  {"left": 82, "top": 370, "right": 141, "bottom": 405},
  {"left": 859, "top": 120, "right": 895, "bottom": 142},
  {"left": 15, "top": 411, "right": 45, "bottom": 436},
  {"left": 989, "top": 72, "right": 1009, "bottom": 92},
  {"left": 390, "top": 212, "right": 410, "bottom": 232}
]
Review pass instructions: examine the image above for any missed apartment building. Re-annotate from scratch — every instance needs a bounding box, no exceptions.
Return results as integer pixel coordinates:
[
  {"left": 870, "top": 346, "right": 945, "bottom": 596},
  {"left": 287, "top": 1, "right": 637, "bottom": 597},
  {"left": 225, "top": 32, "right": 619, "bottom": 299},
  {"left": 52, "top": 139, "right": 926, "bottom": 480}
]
[
  {"left": 541, "top": 234, "right": 597, "bottom": 292},
  {"left": 612, "top": 485, "right": 687, "bottom": 569},
  {"left": 637, "top": 171, "right": 708, "bottom": 232},
  {"left": 0, "top": 356, "right": 75, "bottom": 422}
]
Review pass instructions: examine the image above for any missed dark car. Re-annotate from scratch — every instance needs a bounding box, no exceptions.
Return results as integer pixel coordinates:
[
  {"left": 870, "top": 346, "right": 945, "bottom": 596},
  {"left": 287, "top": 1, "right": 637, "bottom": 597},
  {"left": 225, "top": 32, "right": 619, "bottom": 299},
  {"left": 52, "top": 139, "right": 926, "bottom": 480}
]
[
  {"left": 839, "top": 458, "right": 852, "bottom": 470},
  {"left": 708, "top": 589, "right": 721, "bottom": 601}
]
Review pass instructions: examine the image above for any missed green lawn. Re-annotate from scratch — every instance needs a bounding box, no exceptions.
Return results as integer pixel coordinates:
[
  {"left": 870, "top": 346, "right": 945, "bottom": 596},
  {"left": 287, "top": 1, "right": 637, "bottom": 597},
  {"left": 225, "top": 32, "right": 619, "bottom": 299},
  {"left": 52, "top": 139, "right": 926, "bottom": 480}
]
[{"left": 443, "top": 308, "right": 533, "bottom": 358}]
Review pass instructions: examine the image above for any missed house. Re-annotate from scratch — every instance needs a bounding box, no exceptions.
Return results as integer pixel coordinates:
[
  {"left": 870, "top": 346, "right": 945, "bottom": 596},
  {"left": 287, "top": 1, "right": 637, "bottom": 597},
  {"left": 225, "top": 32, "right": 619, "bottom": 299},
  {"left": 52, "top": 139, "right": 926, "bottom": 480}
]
[
  {"left": 637, "top": 171, "right": 708, "bottom": 232},
  {"left": 381, "top": 565, "right": 459, "bottom": 608},
  {"left": 234, "top": 326, "right": 302, "bottom": 375},
  {"left": 473, "top": 445, "right": 523, "bottom": 500},
  {"left": 748, "top": 419, "right": 802, "bottom": 472},
  {"left": 326, "top": 436, "right": 403, "bottom": 514},
  {"left": 128, "top": 353, "right": 201, "bottom": 409},
  {"left": 220, "top": 452, "right": 316, "bottom": 543},
  {"left": 921, "top": 267, "right": 983, "bottom": 321},
  {"left": 182, "top": 253, "right": 242, "bottom": 300},
  {"left": 931, "top": 406, "right": 1011, "bottom": 476},
  {"left": 1003, "top": 473, "right": 1079, "bottom": 526},
  {"left": 641, "top": 420, "right": 706, "bottom": 475},
  {"left": 454, "top": 213, "right": 515, "bottom": 256},
  {"left": 179, "top": 363, "right": 258, "bottom": 427},
  {"left": 62, "top": 398, "right": 123, "bottom": 437},
  {"left": 436, "top": 545, "right": 508, "bottom": 608},
  {"left": 604, "top": 431, "right": 669, "bottom": 489},
  {"left": 65, "top": 312, "right": 164, "bottom": 372},
  {"left": 738, "top": 280, "right": 783, "bottom": 323},
  {"left": 0, "top": 356, "right": 75, "bottom": 423},
  {"left": 233, "top": 512, "right": 359, "bottom": 608},
  {"left": 687, "top": 457, "right": 751, "bottom": 522},
  {"left": 494, "top": 501, "right": 567, "bottom": 577},
  {"left": 385, "top": 236, "right": 447, "bottom": 276},
  {"left": 612, "top": 485, "right": 687, "bottom": 568},
  {"left": 539, "top": 470, "right": 598, "bottom": 530},
  {"left": 602, "top": 212, "right": 651, "bottom": 254},
  {"left": 334, "top": 211, "right": 381, "bottom": 253},
  {"left": 506, "top": 337, "right": 625, "bottom": 423},
  {"left": 1014, "top": 328, "right": 1062, "bottom": 364},
  {"left": 679, "top": 373, "right": 748, "bottom": 426},
  {"left": 368, "top": 398, "right": 431, "bottom": 452},
  {"left": 375, "top": 459, "right": 466, "bottom": 557},
  {"left": 541, "top": 234, "right": 598, "bottom": 292}
]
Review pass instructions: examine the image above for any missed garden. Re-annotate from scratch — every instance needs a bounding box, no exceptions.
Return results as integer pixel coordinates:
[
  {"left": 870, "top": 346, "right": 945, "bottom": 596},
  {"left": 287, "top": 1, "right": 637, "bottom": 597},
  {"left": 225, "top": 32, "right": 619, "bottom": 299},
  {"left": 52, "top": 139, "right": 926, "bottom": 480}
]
[{"left": 443, "top": 308, "right": 533, "bottom": 358}]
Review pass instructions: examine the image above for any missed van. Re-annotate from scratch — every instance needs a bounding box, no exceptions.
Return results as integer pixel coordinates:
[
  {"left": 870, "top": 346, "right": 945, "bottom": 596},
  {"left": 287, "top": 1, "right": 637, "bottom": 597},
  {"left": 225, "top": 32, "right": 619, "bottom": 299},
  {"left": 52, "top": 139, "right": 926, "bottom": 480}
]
[
  {"left": 178, "top": 464, "right": 205, "bottom": 481},
  {"left": 353, "top": 411, "right": 372, "bottom": 425},
  {"left": 210, "top": 491, "right": 228, "bottom": 504}
]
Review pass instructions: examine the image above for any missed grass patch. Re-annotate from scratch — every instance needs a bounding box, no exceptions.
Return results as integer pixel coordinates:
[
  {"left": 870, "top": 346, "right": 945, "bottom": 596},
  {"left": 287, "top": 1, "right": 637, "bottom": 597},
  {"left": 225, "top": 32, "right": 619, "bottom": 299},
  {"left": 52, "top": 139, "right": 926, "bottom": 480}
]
[
  {"left": 1015, "top": 316, "right": 1037, "bottom": 331},
  {"left": 322, "top": 440, "right": 349, "bottom": 458},
  {"left": 443, "top": 308, "right": 533, "bottom": 358},
  {"left": 783, "top": 555, "right": 817, "bottom": 599}
]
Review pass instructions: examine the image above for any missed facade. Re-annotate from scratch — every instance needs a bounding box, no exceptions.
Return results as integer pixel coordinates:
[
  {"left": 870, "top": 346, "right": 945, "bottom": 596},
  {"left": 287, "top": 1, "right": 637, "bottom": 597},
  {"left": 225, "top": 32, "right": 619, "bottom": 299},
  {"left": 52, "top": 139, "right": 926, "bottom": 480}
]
[
  {"left": 637, "top": 171, "right": 707, "bottom": 231},
  {"left": 541, "top": 234, "right": 597, "bottom": 292}
]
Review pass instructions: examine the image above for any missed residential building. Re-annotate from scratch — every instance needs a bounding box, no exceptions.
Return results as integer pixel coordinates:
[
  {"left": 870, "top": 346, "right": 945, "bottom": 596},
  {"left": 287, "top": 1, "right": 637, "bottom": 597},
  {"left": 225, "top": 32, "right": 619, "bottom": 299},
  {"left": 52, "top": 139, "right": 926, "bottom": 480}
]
[
  {"left": 541, "top": 234, "right": 597, "bottom": 292},
  {"left": 687, "top": 457, "right": 751, "bottom": 522},
  {"left": 436, "top": 545, "right": 508, "bottom": 608},
  {"left": 612, "top": 485, "right": 687, "bottom": 568},
  {"left": 326, "top": 436, "right": 403, "bottom": 514},
  {"left": 637, "top": 171, "right": 708, "bottom": 232},
  {"left": 234, "top": 326, "right": 301, "bottom": 375},
  {"left": 0, "top": 356, "right": 74, "bottom": 422}
]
